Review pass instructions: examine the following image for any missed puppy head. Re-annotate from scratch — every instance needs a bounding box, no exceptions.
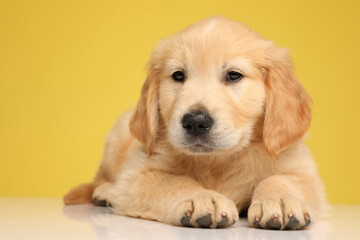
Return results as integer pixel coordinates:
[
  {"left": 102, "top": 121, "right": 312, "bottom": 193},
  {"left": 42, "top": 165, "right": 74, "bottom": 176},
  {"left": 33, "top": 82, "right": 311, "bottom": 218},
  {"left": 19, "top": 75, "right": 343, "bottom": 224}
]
[{"left": 130, "top": 16, "right": 311, "bottom": 157}]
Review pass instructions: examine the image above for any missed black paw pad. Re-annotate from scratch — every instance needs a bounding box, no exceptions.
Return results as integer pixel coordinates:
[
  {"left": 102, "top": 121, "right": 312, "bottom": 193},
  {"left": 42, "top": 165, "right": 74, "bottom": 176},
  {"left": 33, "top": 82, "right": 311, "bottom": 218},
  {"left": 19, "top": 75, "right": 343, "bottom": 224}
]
[
  {"left": 253, "top": 220, "right": 262, "bottom": 229},
  {"left": 181, "top": 215, "right": 193, "bottom": 227},
  {"left": 93, "top": 197, "right": 107, "bottom": 207},
  {"left": 285, "top": 216, "right": 300, "bottom": 229},
  {"left": 196, "top": 215, "right": 212, "bottom": 228},
  {"left": 266, "top": 217, "right": 281, "bottom": 230},
  {"left": 216, "top": 215, "right": 229, "bottom": 228},
  {"left": 301, "top": 214, "right": 311, "bottom": 228}
]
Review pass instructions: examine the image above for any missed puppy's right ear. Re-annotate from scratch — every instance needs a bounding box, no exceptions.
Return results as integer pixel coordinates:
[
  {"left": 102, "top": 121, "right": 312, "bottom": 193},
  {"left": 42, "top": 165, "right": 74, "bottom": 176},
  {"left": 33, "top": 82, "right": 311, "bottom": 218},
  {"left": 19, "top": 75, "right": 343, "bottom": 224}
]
[{"left": 129, "top": 65, "right": 160, "bottom": 156}]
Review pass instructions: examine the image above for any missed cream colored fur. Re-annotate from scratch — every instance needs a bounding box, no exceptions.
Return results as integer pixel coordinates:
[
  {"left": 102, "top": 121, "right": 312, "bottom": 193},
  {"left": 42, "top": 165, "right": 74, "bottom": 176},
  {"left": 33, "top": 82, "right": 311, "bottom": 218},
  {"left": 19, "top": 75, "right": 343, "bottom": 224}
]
[{"left": 64, "top": 16, "right": 327, "bottom": 230}]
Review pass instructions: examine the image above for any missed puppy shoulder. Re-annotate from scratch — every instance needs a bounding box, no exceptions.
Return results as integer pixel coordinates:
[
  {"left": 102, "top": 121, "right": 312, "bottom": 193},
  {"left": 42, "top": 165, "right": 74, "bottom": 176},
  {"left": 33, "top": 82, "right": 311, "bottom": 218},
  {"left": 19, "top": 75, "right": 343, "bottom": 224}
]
[{"left": 275, "top": 138, "right": 317, "bottom": 173}]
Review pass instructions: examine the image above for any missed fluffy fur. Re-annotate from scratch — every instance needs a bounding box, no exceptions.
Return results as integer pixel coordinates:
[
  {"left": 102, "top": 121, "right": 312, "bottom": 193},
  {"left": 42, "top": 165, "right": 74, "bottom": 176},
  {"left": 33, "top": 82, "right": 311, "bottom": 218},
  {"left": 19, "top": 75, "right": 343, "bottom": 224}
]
[{"left": 64, "top": 16, "right": 327, "bottom": 230}]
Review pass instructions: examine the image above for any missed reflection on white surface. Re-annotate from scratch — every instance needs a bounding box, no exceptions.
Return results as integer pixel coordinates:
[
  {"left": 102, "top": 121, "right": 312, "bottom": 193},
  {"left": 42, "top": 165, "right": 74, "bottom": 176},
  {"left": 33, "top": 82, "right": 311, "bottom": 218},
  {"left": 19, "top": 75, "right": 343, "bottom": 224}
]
[
  {"left": 1, "top": 198, "right": 360, "bottom": 240},
  {"left": 63, "top": 202, "right": 329, "bottom": 240}
]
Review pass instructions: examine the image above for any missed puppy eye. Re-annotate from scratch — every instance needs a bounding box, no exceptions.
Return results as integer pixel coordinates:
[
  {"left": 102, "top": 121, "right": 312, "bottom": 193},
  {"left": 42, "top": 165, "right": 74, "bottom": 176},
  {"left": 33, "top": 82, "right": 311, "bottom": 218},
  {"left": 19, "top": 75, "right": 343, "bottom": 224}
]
[
  {"left": 226, "top": 71, "right": 244, "bottom": 82},
  {"left": 172, "top": 71, "right": 185, "bottom": 82}
]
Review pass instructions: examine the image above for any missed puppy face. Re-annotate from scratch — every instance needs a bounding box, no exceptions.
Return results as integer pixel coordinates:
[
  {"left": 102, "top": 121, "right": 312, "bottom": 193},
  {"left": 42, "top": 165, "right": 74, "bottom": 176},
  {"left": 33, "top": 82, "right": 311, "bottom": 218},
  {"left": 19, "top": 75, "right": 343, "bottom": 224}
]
[
  {"left": 130, "top": 17, "right": 311, "bottom": 157},
  {"left": 158, "top": 28, "right": 266, "bottom": 154}
]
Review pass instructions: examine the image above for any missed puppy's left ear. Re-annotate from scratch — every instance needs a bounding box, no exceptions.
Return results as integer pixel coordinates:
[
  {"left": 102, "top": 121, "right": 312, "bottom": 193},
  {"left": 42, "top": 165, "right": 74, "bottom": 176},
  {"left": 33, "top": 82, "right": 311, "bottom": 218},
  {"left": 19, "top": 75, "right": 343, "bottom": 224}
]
[
  {"left": 263, "top": 48, "right": 311, "bottom": 158},
  {"left": 129, "top": 64, "right": 160, "bottom": 156}
]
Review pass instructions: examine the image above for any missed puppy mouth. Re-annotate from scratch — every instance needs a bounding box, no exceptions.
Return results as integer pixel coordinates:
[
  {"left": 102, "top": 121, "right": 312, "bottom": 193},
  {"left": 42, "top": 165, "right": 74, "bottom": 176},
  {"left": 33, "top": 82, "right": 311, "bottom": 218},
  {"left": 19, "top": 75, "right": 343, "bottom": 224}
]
[
  {"left": 187, "top": 143, "right": 214, "bottom": 153},
  {"left": 181, "top": 134, "right": 222, "bottom": 153},
  {"left": 174, "top": 127, "right": 242, "bottom": 154}
]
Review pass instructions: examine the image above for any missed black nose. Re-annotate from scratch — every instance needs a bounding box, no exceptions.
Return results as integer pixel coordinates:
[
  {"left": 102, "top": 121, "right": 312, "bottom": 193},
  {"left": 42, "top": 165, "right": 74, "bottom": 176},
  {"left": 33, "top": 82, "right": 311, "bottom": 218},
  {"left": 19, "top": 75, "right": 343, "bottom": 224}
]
[{"left": 181, "top": 111, "right": 214, "bottom": 137}]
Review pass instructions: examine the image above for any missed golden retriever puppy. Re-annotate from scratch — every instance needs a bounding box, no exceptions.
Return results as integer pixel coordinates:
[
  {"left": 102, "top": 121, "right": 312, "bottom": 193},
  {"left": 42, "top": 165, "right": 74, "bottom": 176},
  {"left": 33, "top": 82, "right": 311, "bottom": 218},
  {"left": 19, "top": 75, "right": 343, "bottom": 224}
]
[{"left": 64, "top": 16, "right": 327, "bottom": 230}]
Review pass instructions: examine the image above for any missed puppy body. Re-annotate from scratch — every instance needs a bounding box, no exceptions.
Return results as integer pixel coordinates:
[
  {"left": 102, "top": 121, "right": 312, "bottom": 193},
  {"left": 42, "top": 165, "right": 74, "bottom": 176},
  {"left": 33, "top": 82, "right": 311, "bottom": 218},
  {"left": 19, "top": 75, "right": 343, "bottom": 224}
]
[{"left": 64, "top": 16, "right": 327, "bottom": 230}]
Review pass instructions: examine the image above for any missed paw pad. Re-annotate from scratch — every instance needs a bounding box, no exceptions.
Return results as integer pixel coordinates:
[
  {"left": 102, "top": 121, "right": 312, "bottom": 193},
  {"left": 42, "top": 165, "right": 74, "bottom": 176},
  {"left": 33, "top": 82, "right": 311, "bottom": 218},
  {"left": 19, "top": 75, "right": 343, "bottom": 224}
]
[
  {"left": 180, "top": 215, "right": 193, "bottom": 227},
  {"left": 216, "top": 215, "right": 229, "bottom": 228},
  {"left": 93, "top": 197, "right": 107, "bottom": 207},
  {"left": 196, "top": 215, "right": 212, "bottom": 227},
  {"left": 285, "top": 216, "right": 300, "bottom": 229},
  {"left": 266, "top": 215, "right": 281, "bottom": 230},
  {"left": 303, "top": 213, "right": 311, "bottom": 227},
  {"left": 253, "top": 220, "right": 262, "bottom": 229}
]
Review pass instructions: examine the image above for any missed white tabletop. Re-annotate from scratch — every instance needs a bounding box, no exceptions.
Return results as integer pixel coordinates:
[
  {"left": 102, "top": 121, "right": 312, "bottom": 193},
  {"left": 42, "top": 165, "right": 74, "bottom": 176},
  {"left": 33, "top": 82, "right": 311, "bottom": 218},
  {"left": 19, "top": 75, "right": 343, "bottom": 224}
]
[{"left": 0, "top": 198, "right": 359, "bottom": 240}]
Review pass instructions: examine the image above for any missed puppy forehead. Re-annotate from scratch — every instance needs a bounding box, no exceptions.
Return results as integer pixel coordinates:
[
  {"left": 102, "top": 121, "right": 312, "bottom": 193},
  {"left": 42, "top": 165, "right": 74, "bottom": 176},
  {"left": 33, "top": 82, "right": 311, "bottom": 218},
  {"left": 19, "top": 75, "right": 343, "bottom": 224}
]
[{"left": 159, "top": 18, "right": 266, "bottom": 76}]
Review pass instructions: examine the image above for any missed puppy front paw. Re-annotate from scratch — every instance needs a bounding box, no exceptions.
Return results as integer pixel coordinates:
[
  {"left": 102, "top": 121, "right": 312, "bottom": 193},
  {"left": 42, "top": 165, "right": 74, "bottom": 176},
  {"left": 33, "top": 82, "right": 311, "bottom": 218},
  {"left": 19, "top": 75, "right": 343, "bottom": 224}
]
[
  {"left": 92, "top": 182, "right": 113, "bottom": 207},
  {"left": 248, "top": 195, "right": 311, "bottom": 230},
  {"left": 172, "top": 190, "right": 238, "bottom": 228}
]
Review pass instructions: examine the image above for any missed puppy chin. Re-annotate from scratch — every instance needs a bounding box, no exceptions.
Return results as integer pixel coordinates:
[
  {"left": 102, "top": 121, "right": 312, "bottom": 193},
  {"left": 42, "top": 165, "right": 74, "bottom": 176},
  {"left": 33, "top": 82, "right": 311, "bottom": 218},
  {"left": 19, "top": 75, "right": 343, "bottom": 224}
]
[
  {"left": 171, "top": 137, "right": 244, "bottom": 156},
  {"left": 168, "top": 140, "right": 216, "bottom": 155},
  {"left": 187, "top": 144, "right": 214, "bottom": 154},
  {"left": 179, "top": 142, "right": 242, "bottom": 156}
]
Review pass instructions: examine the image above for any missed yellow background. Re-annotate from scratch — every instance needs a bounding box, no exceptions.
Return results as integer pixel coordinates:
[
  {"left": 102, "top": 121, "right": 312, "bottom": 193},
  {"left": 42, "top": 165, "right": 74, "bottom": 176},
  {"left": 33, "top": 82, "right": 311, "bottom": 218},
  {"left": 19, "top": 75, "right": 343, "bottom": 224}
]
[{"left": 1, "top": 0, "right": 359, "bottom": 204}]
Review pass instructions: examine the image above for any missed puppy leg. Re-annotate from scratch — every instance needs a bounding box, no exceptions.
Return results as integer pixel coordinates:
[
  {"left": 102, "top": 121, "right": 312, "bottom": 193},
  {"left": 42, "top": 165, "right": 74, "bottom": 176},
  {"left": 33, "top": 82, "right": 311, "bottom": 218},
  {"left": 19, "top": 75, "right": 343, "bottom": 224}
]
[
  {"left": 108, "top": 170, "right": 239, "bottom": 228},
  {"left": 91, "top": 112, "right": 134, "bottom": 206},
  {"left": 248, "top": 174, "right": 323, "bottom": 230}
]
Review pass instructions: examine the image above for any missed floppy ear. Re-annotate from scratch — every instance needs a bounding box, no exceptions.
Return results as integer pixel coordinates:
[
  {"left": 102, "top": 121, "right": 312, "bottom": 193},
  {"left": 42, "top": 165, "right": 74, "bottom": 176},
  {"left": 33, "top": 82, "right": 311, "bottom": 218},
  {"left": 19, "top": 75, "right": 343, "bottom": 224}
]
[
  {"left": 263, "top": 48, "right": 311, "bottom": 158},
  {"left": 129, "top": 66, "right": 160, "bottom": 156}
]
